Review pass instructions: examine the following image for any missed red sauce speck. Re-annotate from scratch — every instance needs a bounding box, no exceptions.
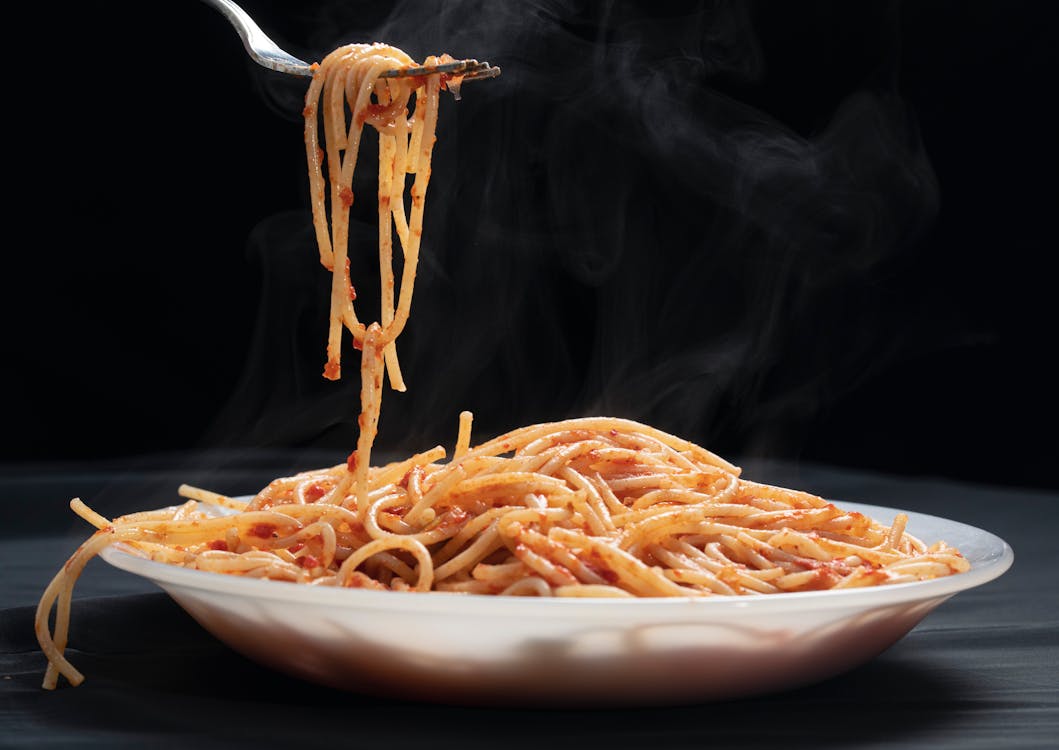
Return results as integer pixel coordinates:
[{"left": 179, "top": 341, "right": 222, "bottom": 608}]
[
  {"left": 801, "top": 569, "right": 833, "bottom": 591},
  {"left": 340, "top": 186, "right": 354, "bottom": 208},
  {"left": 361, "top": 103, "right": 393, "bottom": 126},
  {"left": 599, "top": 568, "right": 619, "bottom": 584},
  {"left": 346, "top": 451, "right": 358, "bottom": 473},
  {"left": 345, "top": 258, "right": 357, "bottom": 301},
  {"left": 304, "top": 483, "right": 326, "bottom": 502},
  {"left": 288, "top": 542, "right": 306, "bottom": 554},
  {"left": 437, "top": 507, "right": 469, "bottom": 529},
  {"left": 440, "top": 73, "right": 463, "bottom": 92},
  {"left": 249, "top": 523, "right": 277, "bottom": 538},
  {"left": 206, "top": 539, "right": 227, "bottom": 551},
  {"left": 298, "top": 554, "right": 320, "bottom": 569},
  {"left": 582, "top": 553, "right": 619, "bottom": 584},
  {"left": 323, "top": 361, "right": 340, "bottom": 380}
]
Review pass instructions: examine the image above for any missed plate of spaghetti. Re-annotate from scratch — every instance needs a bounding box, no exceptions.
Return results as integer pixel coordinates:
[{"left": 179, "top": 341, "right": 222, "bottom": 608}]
[
  {"left": 35, "top": 42, "right": 1013, "bottom": 704},
  {"left": 81, "top": 464, "right": 1007, "bottom": 705}
]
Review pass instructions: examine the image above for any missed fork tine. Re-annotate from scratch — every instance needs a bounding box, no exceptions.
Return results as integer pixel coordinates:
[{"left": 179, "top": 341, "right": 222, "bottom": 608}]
[
  {"left": 458, "top": 65, "right": 502, "bottom": 82},
  {"left": 379, "top": 59, "right": 500, "bottom": 80}
]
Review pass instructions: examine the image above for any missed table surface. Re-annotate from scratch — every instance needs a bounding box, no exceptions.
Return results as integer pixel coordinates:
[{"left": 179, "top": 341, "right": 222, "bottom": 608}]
[{"left": 2, "top": 454, "right": 1056, "bottom": 749}]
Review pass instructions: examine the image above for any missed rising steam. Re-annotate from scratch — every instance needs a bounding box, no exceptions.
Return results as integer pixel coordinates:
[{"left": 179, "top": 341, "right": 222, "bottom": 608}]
[{"left": 203, "top": 0, "right": 939, "bottom": 466}]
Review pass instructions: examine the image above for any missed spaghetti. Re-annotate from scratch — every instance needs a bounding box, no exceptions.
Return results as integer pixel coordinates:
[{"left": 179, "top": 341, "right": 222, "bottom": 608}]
[{"left": 36, "top": 43, "right": 968, "bottom": 690}]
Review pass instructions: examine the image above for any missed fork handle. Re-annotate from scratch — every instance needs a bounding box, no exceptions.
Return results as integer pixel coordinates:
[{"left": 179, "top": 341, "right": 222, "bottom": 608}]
[{"left": 201, "top": 0, "right": 313, "bottom": 76}]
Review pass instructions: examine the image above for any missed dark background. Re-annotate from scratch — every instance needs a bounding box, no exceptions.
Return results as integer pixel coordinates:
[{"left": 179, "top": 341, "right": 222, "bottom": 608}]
[{"left": 7, "top": 0, "right": 1056, "bottom": 491}]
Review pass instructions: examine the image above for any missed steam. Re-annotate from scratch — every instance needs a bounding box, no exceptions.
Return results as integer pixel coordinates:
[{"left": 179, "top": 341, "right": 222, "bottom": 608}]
[{"left": 203, "top": 1, "right": 939, "bottom": 465}]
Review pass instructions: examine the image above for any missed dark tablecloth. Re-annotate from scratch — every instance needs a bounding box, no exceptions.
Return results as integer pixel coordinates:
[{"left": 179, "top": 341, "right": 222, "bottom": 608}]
[{"left": 2, "top": 455, "right": 1056, "bottom": 749}]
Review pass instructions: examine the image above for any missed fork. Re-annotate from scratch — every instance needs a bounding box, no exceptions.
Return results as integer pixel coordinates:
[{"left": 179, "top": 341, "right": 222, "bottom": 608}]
[{"left": 201, "top": 0, "right": 500, "bottom": 88}]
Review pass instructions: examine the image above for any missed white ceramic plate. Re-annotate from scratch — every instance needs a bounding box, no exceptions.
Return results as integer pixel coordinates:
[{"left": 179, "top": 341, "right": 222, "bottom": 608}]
[{"left": 99, "top": 500, "right": 1012, "bottom": 705}]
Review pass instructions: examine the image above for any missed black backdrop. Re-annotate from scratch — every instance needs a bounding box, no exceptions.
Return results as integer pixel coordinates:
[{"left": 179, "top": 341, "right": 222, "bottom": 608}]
[{"left": 8, "top": 0, "right": 1056, "bottom": 491}]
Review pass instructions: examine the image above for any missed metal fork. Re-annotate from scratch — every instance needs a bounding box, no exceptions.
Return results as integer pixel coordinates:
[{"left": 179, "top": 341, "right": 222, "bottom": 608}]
[{"left": 202, "top": 0, "right": 500, "bottom": 87}]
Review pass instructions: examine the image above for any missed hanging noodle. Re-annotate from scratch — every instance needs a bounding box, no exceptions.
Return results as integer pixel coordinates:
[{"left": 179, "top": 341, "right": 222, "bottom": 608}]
[{"left": 35, "top": 43, "right": 968, "bottom": 690}]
